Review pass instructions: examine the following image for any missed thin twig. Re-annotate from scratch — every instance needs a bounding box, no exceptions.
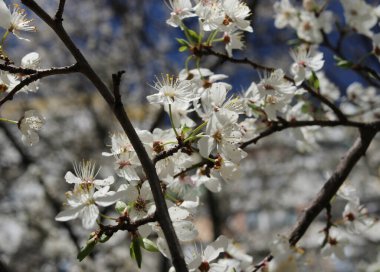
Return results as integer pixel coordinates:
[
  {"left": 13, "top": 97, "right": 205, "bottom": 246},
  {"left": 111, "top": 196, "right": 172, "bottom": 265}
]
[
  {"left": 200, "top": 47, "right": 348, "bottom": 121},
  {"left": 55, "top": 0, "right": 66, "bottom": 22},
  {"left": 320, "top": 203, "right": 333, "bottom": 248},
  {"left": 240, "top": 119, "right": 371, "bottom": 149},
  {"left": 0, "top": 63, "right": 80, "bottom": 108},
  {"left": 98, "top": 213, "right": 157, "bottom": 238}
]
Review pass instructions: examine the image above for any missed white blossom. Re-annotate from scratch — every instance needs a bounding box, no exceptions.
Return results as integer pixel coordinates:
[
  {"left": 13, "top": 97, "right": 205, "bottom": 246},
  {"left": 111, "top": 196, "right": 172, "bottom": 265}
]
[
  {"left": 341, "top": 0, "right": 378, "bottom": 37},
  {"left": 290, "top": 45, "right": 324, "bottom": 86},
  {"left": 0, "top": 3, "right": 36, "bottom": 40},
  {"left": 223, "top": 29, "right": 245, "bottom": 57},
  {"left": 125, "top": 182, "right": 156, "bottom": 221},
  {"left": 147, "top": 74, "right": 199, "bottom": 105},
  {"left": 166, "top": 0, "right": 196, "bottom": 28},
  {"left": 273, "top": 0, "right": 299, "bottom": 29},
  {"left": 55, "top": 184, "right": 120, "bottom": 229},
  {"left": 18, "top": 110, "right": 45, "bottom": 146}
]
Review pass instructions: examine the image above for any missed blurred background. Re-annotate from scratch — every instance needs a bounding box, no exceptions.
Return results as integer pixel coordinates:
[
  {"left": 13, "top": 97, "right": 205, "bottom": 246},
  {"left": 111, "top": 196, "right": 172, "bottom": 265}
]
[{"left": 0, "top": 0, "right": 380, "bottom": 271}]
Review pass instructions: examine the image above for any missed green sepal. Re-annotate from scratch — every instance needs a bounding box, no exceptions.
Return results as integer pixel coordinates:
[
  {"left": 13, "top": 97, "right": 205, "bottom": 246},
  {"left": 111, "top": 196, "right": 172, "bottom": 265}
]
[
  {"left": 139, "top": 238, "right": 159, "bottom": 252},
  {"left": 77, "top": 237, "right": 97, "bottom": 261},
  {"left": 181, "top": 125, "right": 191, "bottom": 135},
  {"left": 130, "top": 237, "right": 142, "bottom": 268},
  {"left": 115, "top": 201, "right": 127, "bottom": 214}
]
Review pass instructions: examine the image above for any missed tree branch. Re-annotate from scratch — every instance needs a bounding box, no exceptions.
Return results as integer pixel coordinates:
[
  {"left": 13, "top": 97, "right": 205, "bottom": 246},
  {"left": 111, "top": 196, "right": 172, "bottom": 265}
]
[
  {"left": 0, "top": 63, "right": 80, "bottom": 108},
  {"left": 240, "top": 119, "right": 372, "bottom": 149},
  {"left": 0, "top": 64, "right": 79, "bottom": 107},
  {"left": 21, "top": 1, "right": 188, "bottom": 270},
  {"left": 288, "top": 127, "right": 377, "bottom": 246}
]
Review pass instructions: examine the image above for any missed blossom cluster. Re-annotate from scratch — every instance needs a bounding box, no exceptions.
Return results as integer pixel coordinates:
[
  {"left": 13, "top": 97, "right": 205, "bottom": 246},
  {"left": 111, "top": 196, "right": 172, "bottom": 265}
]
[
  {"left": 47, "top": 0, "right": 380, "bottom": 270},
  {"left": 1, "top": 0, "right": 380, "bottom": 271},
  {"left": 167, "top": 0, "right": 252, "bottom": 56}
]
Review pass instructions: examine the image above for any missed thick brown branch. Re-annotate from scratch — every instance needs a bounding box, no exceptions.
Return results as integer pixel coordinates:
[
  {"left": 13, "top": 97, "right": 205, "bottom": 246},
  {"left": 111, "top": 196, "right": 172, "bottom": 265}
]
[{"left": 288, "top": 128, "right": 377, "bottom": 246}]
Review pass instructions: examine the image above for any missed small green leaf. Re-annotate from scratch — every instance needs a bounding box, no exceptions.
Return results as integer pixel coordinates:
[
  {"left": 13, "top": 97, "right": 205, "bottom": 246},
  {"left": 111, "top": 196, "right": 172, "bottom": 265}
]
[
  {"left": 115, "top": 201, "right": 127, "bottom": 214},
  {"left": 308, "top": 71, "right": 320, "bottom": 90},
  {"left": 140, "top": 238, "right": 159, "bottom": 252},
  {"left": 179, "top": 45, "right": 188, "bottom": 52},
  {"left": 77, "top": 237, "right": 97, "bottom": 261},
  {"left": 333, "top": 55, "right": 353, "bottom": 68},
  {"left": 176, "top": 38, "right": 188, "bottom": 46},
  {"left": 130, "top": 237, "right": 142, "bottom": 268}
]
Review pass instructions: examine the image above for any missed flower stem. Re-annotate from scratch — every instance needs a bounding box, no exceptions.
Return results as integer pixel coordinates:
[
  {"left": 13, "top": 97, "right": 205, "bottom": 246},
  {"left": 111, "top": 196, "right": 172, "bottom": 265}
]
[
  {"left": 0, "top": 30, "right": 9, "bottom": 46},
  {"left": 206, "top": 30, "right": 219, "bottom": 46},
  {"left": 168, "top": 104, "right": 179, "bottom": 138},
  {"left": 184, "top": 55, "right": 193, "bottom": 71},
  {"left": 0, "top": 117, "right": 18, "bottom": 124},
  {"left": 99, "top": 213, "right": 118, "bottom": 221}
]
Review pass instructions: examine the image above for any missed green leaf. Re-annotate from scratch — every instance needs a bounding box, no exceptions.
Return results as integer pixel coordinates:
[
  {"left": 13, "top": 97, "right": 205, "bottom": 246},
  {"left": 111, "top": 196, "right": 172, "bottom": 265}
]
[
  {"left": 176, "top": 38, "right": 188, "bottom": 46},
  {"left": 308, "top": 71, "right": 320, "bottom": 90},
  {"left": 333, "top": 55, "right": 353, "bottom": 68},
  {"left": 179, "top": 45, "right": 188, "bottom": 52},
  {"left": 140, "top": 238, "right": 159, "bottom": 252},
  {"left": 115, "top": 201, "right": 127, "bottom": 214},
  {"left": 130, "top": 237, "right": 142, "bottom": 268},
  {"left": 77, "top": 237, "right": 97, "bottom": 261}
]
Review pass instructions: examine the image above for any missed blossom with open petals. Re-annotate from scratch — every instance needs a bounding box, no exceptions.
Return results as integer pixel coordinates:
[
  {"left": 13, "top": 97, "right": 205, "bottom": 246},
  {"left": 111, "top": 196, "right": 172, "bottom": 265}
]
[
  {"left": 147, "top": 74, "right": 198, "bottom": 105},
  {"left": 0, "top": 2, "right": 36, "bottom": 40}
]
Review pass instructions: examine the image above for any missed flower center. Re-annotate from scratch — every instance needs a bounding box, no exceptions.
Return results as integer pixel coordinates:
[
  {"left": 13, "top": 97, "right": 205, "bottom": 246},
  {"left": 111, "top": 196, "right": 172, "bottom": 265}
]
[
  {"left": 223, "top": 15, "right": 233, "bottom": 26},
  {"left": 199, "top": 261, "right": 210, "bottom": 272},
  {"left": 153, "top": 141, "right": 165, "bottom": 153},
  {"left": 135, "top": 197, "right": 147, "bottom": 212},
  {"left": 0, "top": 84, "right": 8, "bottom": 93},
  {"left": 345, "top": 212, "right": 355, "bottom": 222},
  {"left": 213, "top": 130, "right": 223, "bottom": 143}
]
